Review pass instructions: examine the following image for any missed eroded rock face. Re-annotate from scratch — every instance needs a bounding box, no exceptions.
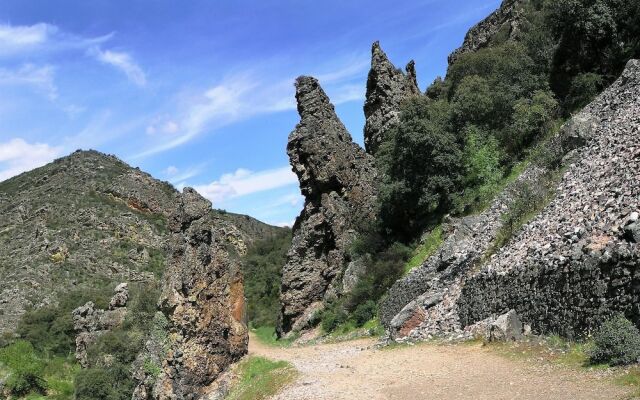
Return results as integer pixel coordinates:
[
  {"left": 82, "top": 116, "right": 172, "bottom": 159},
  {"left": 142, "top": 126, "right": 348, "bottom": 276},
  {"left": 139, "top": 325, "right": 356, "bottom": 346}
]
[
  {"left": 133, "top": 188, "right": 248, "bottom": 400},
  {"left": 448, "top": 0, "right": 525, "bottom": 65},
  {"left": 382, "top": 59, "right": 640, "bottom": 341},
  {"left": 72, "top": 283, "right": 129, "bottom": 367},
  {"left": 363, "top": 41, "right": 420, "bottom": 155},
  {"left": 278, "top": 76, "right": 378, "bottom": 336}
]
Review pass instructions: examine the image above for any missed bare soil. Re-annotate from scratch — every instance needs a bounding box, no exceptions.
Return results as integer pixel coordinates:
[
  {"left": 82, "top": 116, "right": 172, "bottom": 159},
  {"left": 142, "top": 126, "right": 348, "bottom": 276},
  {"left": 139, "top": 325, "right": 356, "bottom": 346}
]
[{"left": 248, "top": 334, "right": 636, "bottom": 400}]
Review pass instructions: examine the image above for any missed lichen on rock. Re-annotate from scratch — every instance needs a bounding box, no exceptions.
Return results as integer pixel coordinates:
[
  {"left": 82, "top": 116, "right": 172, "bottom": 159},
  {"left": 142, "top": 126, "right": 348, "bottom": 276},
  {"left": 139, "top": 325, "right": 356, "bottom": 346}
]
[{"left": 133, "top": 188, "right": 248, "bottom": 400}]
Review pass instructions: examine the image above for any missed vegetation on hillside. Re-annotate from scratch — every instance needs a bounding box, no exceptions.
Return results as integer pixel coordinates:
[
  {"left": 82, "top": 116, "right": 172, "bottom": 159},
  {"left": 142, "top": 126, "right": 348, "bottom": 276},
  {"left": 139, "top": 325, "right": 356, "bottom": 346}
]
[
  {"left": 0, "top": 284, "right": 161, "bottom": 399},
  {"left": 241, "top": 230, "right": 292, "bottom": 329}
]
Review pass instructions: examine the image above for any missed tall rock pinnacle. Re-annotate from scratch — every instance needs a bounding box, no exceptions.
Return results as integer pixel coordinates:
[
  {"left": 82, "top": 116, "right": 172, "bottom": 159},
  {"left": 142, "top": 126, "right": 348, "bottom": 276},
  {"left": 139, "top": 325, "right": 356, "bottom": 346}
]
[
  {"left": 278, "top": 76, "right": 378, "bottom": 336},
  {"left": 363, "top": 41, "right": 420, "bottom": 155}
]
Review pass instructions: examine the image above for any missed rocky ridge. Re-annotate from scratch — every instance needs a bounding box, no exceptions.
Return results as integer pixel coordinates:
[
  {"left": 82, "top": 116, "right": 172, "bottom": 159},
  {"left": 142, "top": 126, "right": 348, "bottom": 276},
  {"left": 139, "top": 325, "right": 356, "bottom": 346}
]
[
  {"left": 381, "top": 59, "right": 640, "bottom": 340},
  {"left": 447, "top": 0, "right": 526, "bottom": 65},
  {"left": 278, "top": 76, "right": 378, "bottom": 336},
  {"left": 363, "top": 41, "right": 420, "bottom": 155}
]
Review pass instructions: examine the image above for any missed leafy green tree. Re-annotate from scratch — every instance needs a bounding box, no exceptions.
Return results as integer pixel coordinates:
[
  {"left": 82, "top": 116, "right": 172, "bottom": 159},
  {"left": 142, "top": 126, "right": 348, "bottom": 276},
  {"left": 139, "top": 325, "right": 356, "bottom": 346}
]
[
  {"left": 0, "top": 340, "right": 47, "bottom": 396},
  {"left": 453, "top": 126, "right": 504, "bottom": 213},
  {"left": 508, "top": 89, "right": 559, "bottom": 154},
  {"left": 377, "top": 97, "right": 463, "bottom": 240}
]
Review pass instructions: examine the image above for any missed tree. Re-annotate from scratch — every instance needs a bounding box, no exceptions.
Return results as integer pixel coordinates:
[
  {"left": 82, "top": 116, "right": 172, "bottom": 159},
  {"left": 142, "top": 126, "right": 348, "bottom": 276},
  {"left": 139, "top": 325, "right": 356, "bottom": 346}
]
[{"left": 377, "top": 97, "right": 463, "bottom": 240}]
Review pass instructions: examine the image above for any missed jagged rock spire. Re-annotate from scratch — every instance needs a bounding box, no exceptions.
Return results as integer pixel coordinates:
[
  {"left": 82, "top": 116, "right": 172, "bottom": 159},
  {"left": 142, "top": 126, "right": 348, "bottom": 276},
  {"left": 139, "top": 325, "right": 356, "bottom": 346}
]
[
  {"left": 363, "top": 41, "right": 420, "bottom": 155},
  {"left": 278, "top": 76, "right": 378, "bottom": 337}
]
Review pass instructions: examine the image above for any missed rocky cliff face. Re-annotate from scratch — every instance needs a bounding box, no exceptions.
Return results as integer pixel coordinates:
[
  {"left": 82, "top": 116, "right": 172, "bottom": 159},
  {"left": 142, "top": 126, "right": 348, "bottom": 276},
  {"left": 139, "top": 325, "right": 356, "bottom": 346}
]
[
  {"left": 448, "top": 0, "right": 525, "bottom": 65},
  {"left": 363, "top": 41, "right": 420, "bottom": 155},
  {"left": 133, "top": 188, "right": 248, "bottom": 400},
  {"left": 0, "top": 150, "right": 280, "bottom": 334},
  {"left": 381, "top": 60, "right": 640, "bottom": 340},
  {"left": 278, "top": 76, "right": 378, "bottom": 336}
]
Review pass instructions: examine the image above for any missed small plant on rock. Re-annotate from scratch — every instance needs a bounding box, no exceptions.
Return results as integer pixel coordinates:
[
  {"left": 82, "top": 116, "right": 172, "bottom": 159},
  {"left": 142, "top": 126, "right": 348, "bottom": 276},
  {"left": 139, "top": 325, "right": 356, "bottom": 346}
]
[{"left": 589, "top": 314, "right": 640, "bottom": 366}]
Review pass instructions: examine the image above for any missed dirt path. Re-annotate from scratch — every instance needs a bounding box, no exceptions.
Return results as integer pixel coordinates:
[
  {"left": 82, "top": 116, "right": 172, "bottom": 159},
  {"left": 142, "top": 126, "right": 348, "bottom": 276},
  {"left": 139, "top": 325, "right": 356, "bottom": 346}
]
[{"left": 248, "top": 334, "right": 635, "bottom": 400}]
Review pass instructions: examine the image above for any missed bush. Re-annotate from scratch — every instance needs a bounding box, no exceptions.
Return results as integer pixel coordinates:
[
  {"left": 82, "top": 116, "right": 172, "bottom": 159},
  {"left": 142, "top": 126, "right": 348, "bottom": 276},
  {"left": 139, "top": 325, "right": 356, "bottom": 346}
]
[
  {"left": 0, "top": 340, "right": 47, "bottom": 396},
  {"left": 75, "top": 362, "right": 134, "bottom": 400},
  {"left": 352, "top": 301, "right": 377, "bottom": 327},
  {"left": 590, "top": 315, "right": 640, "bottom": 366},
  {"left": 320, "top": 302, "right": 349, "bottom": 333}
]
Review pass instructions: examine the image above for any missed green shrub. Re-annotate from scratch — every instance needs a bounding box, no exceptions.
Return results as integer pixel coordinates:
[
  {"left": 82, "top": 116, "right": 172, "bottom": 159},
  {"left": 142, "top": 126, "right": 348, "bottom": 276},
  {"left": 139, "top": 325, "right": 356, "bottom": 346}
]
[
  {"left": 0, "top": 340, "right": 47, "bottom": 396},
  {"left": 352, "top": 301, "right": 377, "bottom": 327},
  {"left": 590, "top": 315, "right": 640, "bottom": 366},
  {"left": 74, "top": 363, "right": 134, "bottom": 400},
  {"left": 320, "top": 302, "right": 349, "bottom": 333}
]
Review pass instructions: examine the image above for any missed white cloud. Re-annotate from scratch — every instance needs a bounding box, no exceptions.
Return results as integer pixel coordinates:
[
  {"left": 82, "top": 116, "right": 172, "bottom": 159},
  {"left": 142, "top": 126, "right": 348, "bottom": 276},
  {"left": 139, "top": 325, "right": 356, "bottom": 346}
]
[
  {"left": 90, "top": 47, "right": 146, "bottom": 86},
  {"left": 147, "top": 119, "right": 179, "bottom": 135},
  {"left": 274, "top": 220, "right": 295, "bottom": 228},
  {"left": 193, "top": 166, "right": 298, "bottom": 205},
  {"left": 0, "top": 23, "right": 111, "bottom": 58},
  {"left": 0, "top": 64, "right": 57, "bottom": 99},
  {"left": 134, "top": 57, "right": 369, "bottom": 159},
  {"left": 165, "top": 166, "right": 179, "bottom": 176},
  {"left": 164, "top": 164, "right": 204, "bottom": 184},
  {"left": 0, "top": 138, "right": 63, "bottom": 181}
]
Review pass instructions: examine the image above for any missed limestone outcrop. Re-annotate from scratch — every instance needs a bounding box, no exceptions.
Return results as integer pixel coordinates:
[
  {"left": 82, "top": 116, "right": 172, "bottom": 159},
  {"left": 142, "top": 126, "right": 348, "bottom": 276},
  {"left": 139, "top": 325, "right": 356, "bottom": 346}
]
[
  {"left": 363, "top": 41, "right": 420, "bottom": 155},
  {"left": 381, "top": 59, "right": 640, "bottom": 340},
  {"left": 133, "top": 188, "right": 248, "bottom": 400},
  {"left": 278, "top": 76, "right": 378, "bottom": 336},
  {"left": 448, "top": 0, "right": 526, "bottom": 65}
]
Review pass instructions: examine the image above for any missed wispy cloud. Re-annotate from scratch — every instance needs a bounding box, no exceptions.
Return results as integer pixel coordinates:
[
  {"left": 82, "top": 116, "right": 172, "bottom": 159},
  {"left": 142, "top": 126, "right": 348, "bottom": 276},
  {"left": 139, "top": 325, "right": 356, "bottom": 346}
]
[
  {"left": 0, "top": 23, "right": 111, "bottom": 58},
  {"left": 0, "top": 138, "right": 63, "bottom": 181},
  {"left": 193, "top": 166, "right": 297, "bottom": 205},
  {"left": 0, "top": 64, "right": 57, "bottom": 99},
  {"left": 90, "top": 47, "right": 147, "bottom": 86},
  {"left": 135, "top": 57, "right": 369, "bottom": 158},
  {"left": 164, "top": 164, "right": 205, "bottom": 184}
]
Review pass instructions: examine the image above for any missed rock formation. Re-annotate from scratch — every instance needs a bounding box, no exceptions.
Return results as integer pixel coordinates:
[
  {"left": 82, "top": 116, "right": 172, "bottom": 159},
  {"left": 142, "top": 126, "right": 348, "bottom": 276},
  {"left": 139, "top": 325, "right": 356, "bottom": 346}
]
[
  {"left": 72, "top": 283, "right": 129, "bottom": 367},
  {"left": 278, "top": 76, "right": 378, "bottom": 336},
  {"left": 381, "top": 59, "right": 640, "bottom": 340},
  {"left": 0, "top": 150, "right": 279, "bottom": 335},
  {"left": 448, "top": 0, "right": 525, "bottom": 65},
  {"left": 133, "top": 188, "right": 248, "bottom": 399},
  {"left": 363, "top": 41, "right": 420, "bottom": 155}
]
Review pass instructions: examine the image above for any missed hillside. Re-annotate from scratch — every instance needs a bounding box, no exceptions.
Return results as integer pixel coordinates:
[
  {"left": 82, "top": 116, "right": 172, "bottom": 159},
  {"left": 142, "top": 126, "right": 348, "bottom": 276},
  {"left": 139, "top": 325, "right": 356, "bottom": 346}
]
[{"left": 0, "top": 149, "right": 284, "bottom": 334}]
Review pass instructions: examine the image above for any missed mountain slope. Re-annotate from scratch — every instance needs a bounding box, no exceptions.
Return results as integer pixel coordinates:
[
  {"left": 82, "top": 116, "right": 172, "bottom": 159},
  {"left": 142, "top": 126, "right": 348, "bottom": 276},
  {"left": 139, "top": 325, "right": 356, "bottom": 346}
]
[{"left": 0, "top": 149, "right": 283, "bottom": 334}]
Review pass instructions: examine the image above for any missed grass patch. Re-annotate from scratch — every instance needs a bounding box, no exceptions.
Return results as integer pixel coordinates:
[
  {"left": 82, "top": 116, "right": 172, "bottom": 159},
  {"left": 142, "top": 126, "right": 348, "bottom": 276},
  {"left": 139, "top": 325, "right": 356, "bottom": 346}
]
[
  {"left": 250, "top": 326, "right": 297, "bottom": 348},
  {"left": 226, "top": 356, "right": 297, "bottom": 400},
  {"left": 403, "top": 224, "right": 444, "bottom": 274}
]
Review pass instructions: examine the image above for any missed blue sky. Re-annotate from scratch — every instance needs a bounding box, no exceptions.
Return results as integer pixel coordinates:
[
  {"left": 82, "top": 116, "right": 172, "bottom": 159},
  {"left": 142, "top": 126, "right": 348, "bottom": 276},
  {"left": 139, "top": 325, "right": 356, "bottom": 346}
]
[{"left": 0, "top": 0, "right": 500, "bottom": 226}]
